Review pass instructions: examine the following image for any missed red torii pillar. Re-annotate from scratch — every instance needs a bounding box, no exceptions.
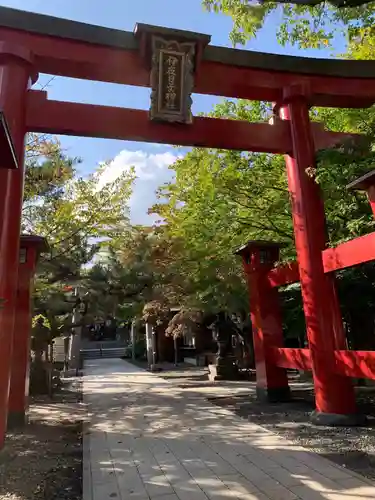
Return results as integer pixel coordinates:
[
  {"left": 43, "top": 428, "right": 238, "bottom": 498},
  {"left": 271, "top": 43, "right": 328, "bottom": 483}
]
[
  {"left": 8, "top": 236, "right": 48, "bottom": 428},
  {"left": 236, "top": 241, "right": 290, "bottom": 401},
  {"left": 0, "top": 43, "right": 37, "bottom": 446},
  {"left": 276, "top": 85, "right": 359, "bottom": 424}
]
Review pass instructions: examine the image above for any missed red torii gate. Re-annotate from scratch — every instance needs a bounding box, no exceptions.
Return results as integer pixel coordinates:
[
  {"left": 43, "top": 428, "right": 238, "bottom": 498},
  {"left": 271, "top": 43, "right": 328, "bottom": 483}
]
[
  {"left": 1, "top": 6, "right": 375, "bottom": 446},
  {"left": 236, "top": 170, "right": 375, "bottom": 423}
]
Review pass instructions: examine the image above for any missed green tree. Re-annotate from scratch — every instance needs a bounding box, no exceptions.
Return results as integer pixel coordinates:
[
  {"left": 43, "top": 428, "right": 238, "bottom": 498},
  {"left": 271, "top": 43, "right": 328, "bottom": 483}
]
[
  {"left": 99, "top": 226, "right": 190, "bottom": 319},
  {"left": 22, "top": 134, "right": 134, "bottom": 390},
  {"left": 202, "top": 0, "right": 375, "bottom": 49},
  {"left": 25, "top": 143, "right": 134, "bottom": 324},
  {"left": 151, "top": 97, "right": 375, "bottom": 347}
]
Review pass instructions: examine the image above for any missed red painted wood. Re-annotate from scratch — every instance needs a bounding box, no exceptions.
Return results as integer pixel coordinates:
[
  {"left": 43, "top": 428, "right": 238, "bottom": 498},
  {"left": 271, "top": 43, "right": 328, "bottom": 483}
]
[
  {"left": 322, "top": 232, "right": 375, "bottom": 273},
  {"left": 1, "top": 27, "right": 375, "bottom": 107},
  {"left": 311, "top": 122, "right": 360, "bottom": 151},
  {"left": 0, "top": 27, "right": 149, "bottom": 87},
  {"left": 0, "top": 43, "right": 34, "bottom": 447},
  {"left": 268, "top": 233, "right": 375, "bottom": 288},
  {"left": 267, "top": 262, "right": 300, "bottom": 288},
  {"left": 8, "top": 238, "right": 45, "bottom": 424},
  {"left": 0, "top": 111, "right": 18, "bottom": 169},
  {"left": 269, "top": 347, "right": 375, "bottom": 380},
  {"left": 268, "top": 348, "right": 312, "bottom": 371},
  {"left": 26, "top": 93, "right": 356, "bottom": 154},
  {"left": 279, "top": 95, "right": 357, "bottom": 416},
  {"left": 270, "top": 348, "right": 375, "bottom": 380},
  {"left": 8, "top": 262, "right": 33, "bottom": 422},
  {"left": 196, "top": 62, "right": 375, "bottom": 107},
  {"left": 239, "top": 243, "right": 290, "bottom": 397},
  {"left": 25, "top": 94, "right": 292, "bottom": 153},
  {"left": 2, "top": 19, "right": 374, "bottom": 435},
  {"left": 334, "top": 350, "right": 375, "bottom": 380}
]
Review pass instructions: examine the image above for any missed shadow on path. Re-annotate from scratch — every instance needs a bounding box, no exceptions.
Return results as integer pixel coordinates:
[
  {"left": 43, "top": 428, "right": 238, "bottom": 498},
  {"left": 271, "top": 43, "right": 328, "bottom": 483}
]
[{"left": 83, "top": 359, "right": 375, "bottom": 500}]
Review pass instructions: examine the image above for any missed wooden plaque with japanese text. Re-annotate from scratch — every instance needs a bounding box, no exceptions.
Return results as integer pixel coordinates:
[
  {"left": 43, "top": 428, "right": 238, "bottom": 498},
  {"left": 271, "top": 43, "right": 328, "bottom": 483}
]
[{"left": 150, "top": 37, "right": 195, "bottom": 124}]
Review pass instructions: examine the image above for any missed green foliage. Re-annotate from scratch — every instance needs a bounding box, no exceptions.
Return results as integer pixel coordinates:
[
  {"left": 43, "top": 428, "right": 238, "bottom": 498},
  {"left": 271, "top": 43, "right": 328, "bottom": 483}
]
[
  {"left": 165, "top": 309, "right": 204, "bottom": 338},
  {"left": 149, "top": 97, "right": 375, "bottom": 344},
  {"left": 82, "top": 225, "right": 187, "bottom": 325},
  {"left": 151, "top": 99, "right": 374, "bottom": 309},
  {"left": 32, "top": 314, "right": 51, "bottom": 330},
  {"left": 133, "top": 339, "right": 146, "bottom": 359},
  {"left": 347, "top": 26, "right": 375, "bottom": 59},
  {"left": 203, "top": 0, "right": 276, "bottom": 44},
  {"left": 151, "top": 100, "right": 301, "bottom": 312},
  {"left": 142, "top": 300, "right": 171, "bottom": 326},
  {"left": 24, "top": 134, "right": 77, "bottom": 205},
  {"left": 24, "top": 0, "right": 375, "bottom": 348},
  {"left": 202, "top": 0, "right": 375, "bottom": 49},
  {"left": 152, "top": 104, "right": 282, "bottom": 311},
  {"left": 82, "top": 242, "right": 151, "bottom": 323},
  {"left": 24, "top": 135, "right": 134, "bottom": 338}
]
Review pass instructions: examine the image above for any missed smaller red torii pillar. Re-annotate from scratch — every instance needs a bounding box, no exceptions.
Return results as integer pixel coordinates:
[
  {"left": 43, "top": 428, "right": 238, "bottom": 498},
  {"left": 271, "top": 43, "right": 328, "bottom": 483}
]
[
  {"left": 0, "top": 42, "right": 37, "bottom": 447},
  {"left": 236, "top": 241, "right": 290, "bottom": 402},
  {"left": 7, "top": 235, "right": 48, "bottom": 428}
]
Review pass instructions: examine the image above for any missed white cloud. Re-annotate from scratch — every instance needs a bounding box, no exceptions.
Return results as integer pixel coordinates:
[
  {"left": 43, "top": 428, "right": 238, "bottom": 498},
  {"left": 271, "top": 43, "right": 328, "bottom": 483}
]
[
  {"left": 148, "top": 142, "right": 170, "bottom": 149},
  {"left": 98, "top": 149, "right": 180, "bottom": 187},
  {"left": 98, "top": 148, "right": 182, "bottom": 225}
]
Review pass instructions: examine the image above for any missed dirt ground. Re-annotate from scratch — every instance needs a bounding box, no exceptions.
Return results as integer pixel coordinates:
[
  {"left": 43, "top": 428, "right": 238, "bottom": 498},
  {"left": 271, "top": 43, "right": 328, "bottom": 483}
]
[{"left": 0, "top": 379, "right": 83, "bottom": 500}]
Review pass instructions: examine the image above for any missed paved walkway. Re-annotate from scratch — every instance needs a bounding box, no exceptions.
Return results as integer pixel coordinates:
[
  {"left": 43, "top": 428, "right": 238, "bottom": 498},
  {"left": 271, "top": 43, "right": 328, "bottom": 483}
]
[{"left": 83, "top": 359, "right": 375, "bottom": 500}]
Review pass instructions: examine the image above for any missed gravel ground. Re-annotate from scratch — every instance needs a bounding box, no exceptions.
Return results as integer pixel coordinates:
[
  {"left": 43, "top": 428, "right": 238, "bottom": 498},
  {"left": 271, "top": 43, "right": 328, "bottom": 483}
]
[
  {"left": 0, "top": 378, "right": 83, "bottom": 500},
  {"left": 143, "top": 362, "right": 375, "bottom": 482}
]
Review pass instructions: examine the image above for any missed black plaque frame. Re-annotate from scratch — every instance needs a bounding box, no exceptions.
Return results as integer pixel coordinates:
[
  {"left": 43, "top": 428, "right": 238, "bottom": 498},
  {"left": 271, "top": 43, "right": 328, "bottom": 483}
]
[{"left": 0, "top": 111, "right": 18, "bottom": 169}]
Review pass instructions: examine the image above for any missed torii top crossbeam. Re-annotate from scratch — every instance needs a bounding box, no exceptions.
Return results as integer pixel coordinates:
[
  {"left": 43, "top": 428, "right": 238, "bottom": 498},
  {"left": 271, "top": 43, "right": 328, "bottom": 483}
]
[{"left": 0, "top": 5, "right": 375, "bottom": 109}]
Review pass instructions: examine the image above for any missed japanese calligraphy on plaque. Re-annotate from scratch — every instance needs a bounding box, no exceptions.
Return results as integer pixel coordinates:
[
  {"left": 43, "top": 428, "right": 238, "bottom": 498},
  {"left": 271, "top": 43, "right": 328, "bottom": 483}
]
[{"left": 150, "top": 37, "right": 195, "bottom": 124}]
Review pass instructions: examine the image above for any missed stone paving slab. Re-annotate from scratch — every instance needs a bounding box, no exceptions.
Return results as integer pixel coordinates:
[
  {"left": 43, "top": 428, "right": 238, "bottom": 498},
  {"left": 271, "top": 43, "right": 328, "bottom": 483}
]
[{"left": 82, "top": 359, "right": 375, "bottom": 500}]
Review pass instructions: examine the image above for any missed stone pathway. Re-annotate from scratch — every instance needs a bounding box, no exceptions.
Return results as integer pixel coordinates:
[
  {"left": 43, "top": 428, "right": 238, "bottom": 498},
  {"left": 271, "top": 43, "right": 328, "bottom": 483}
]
[{"left": 83, "top": 359, "right": 375, "bottom": 500}]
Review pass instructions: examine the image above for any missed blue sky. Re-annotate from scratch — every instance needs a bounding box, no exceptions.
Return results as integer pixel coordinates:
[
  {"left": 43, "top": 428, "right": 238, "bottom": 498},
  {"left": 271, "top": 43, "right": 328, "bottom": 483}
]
[{"left": 2, "top": 0, "right": 346, "bottom": 224}]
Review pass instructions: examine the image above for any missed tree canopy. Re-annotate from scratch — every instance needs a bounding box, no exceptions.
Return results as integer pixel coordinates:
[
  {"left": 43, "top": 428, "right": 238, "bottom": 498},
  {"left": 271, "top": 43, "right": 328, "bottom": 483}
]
[
  {"left": 25, "top": 0, "right": 375, "bottom": 350},
  {"left": 203, "top": 0, "right": 375, "bottom": 49},
  {"left": 148, "top": 99, "right": 375, "bottom": 325},
  {"left": 24, "top": 135, "right": 134, "bottom": 336}
]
